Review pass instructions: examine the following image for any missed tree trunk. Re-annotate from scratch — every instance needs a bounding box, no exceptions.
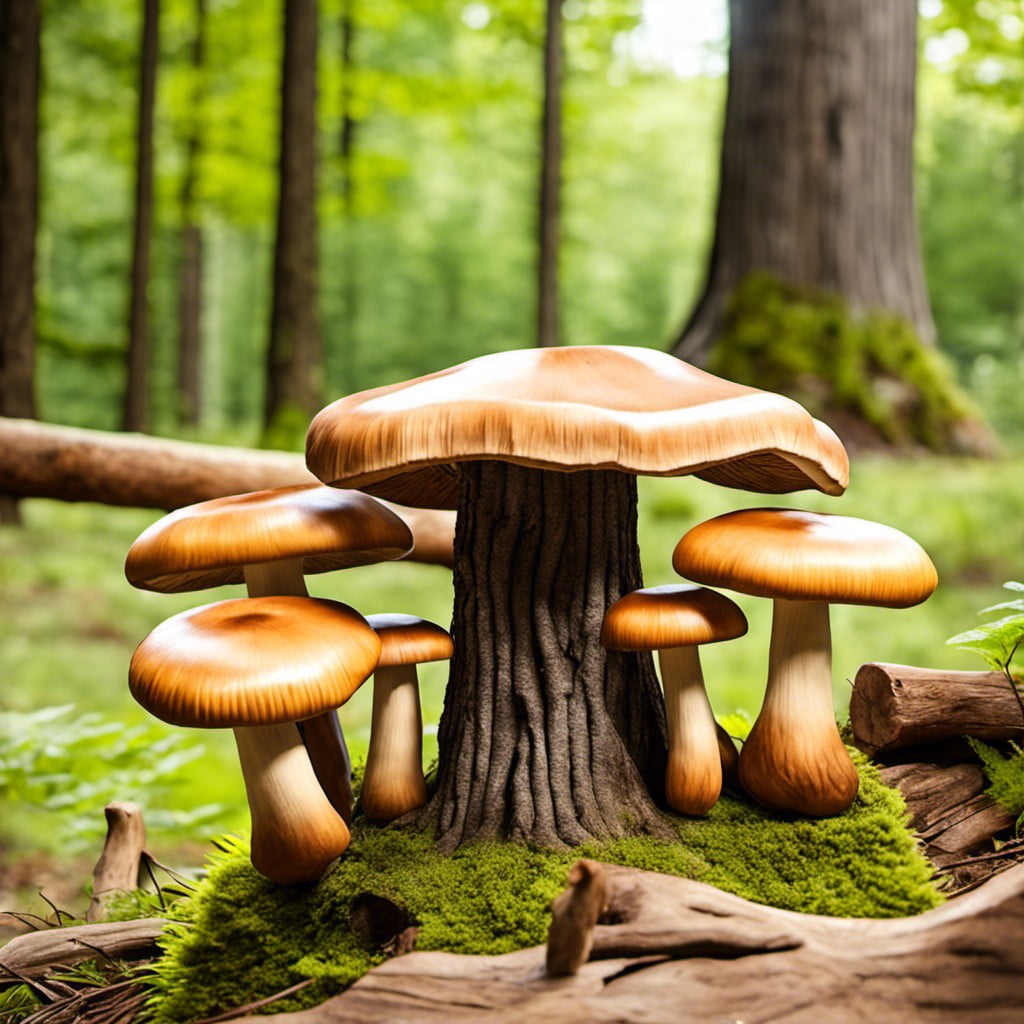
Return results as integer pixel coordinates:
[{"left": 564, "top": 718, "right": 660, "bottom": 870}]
[
  {"left": 536, "top": 0, "right": 563, "bottom": 348},
  {"left": 122, "top": 0, "right": 159, "bottom": 433},
  {"left": 264, "top": 0, "right": 322, "bottom": 435},
  {"left": 176, "top": 0, "right": 205, "bottom": 428},
  {"left": 425, "top": 462, "right": 670, "bottom": 851},
  {"left": 0, "top": 0, "right": 40, "bottom": 525},
  {"left": 673, "top": 0, "right": 934, "bottom": 364},
  {"left": 338, "top": 0, "right": 358, "bottom": 392}
]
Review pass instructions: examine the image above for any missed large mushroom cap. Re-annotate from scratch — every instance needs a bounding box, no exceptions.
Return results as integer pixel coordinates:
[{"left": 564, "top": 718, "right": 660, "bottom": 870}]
[
  {"left": 125, "top": 484, "right": 413, "bottom": 592},
  {"left": 129, "top": 596, "right": 382, "bottom": 727},
  {"left": 673, "top": 508, "right": 938, "bottom": 608},
  {"left": 601, "top": 584, "right": 748, "bottom": 651},
  {"left": 366, "top": 613, "right": 454, "bottom": 668},
  {"left": 306, "top": 346, "right": 850, "bottom": 509}
]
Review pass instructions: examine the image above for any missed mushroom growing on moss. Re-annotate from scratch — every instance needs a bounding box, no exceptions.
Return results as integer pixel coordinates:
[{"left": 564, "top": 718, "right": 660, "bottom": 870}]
[
  {"left": 307, "top": 345, "right": 849, "bottom": 848},
  {"left": 673, "top": 508, "right": 938, "bottom": 816},
  {"left": 602, "top": 584, "right": 747, "bottom": 815},
  {"left": 129, "top": 596, "right": 381, "bottom": 883},
  {"left": 125, "top": 483, "right": 412, "bottom": 819},
  {"left": 360, "top": 614, "right": 454, "bottom": 823}
]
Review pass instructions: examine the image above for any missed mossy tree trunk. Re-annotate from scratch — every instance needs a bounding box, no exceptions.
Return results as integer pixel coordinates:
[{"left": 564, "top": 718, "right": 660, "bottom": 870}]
[
  {"left": 425, "top": 462, "right": 670, "bottom": 852},
  {"left": 674, "top": 0, "right": 933, "bottom": 364}
]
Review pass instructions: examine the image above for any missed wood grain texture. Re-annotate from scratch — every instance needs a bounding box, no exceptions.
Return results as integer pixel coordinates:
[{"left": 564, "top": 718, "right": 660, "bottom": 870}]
[
  {"left": 850, "top": 663, "right": 1024, "bottom": 752},
  {"left": 87, "top": 802, "right": 146, "bottom": 923},
  {"left": 238, "top": 864, "right": 1024, "bottom": 1023}
]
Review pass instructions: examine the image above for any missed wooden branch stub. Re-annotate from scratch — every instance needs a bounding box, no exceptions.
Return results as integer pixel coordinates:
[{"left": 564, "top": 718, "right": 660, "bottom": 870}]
[
  {"left": 850, "top": 662, "right": 1024, "bottom": 753},
  {"left": 87, "top": 802, "right": 147, "bottom": 923},
  {"left": 0, "top": 919, "right": 167, "bottom": 981},
  {"left": 545, "top": 860, "right": 608, "bottom": 977},
  {"left": 239, "top": 865, "right": 1024, "bottom": 1023}
]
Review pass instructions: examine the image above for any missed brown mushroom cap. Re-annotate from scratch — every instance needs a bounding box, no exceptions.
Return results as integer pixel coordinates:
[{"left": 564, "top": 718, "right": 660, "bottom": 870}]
[
  {"left": 125, "top": 484, "right": 413, "bottom": 593},
  {"left": 366, "top": 613, "right": 454, "bottom": 668},
  {"left": 306, "top": 346, "right": 850, "bottom": 509},
  {"left": 129, "top": 596, "right": 382, "bottom": 727},
  {"left": 601, "top": 585, "right": 748, "bottom": 651},
  {"left": 673, "top": 508, "right": 938, "bottom": 608}
]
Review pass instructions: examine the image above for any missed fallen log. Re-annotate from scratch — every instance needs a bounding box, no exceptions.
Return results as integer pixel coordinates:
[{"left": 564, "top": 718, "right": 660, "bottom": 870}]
[
  {"left": 0, "top": 417, "right": 455, "bottom": 566},
  {"left": 0, "top": 919, "right": 167, "bottom": 981},
  {"left": 850, "top": 662, "right": 1024, "bottom": 754},
  {"left": 238, "top": 863, "right": 1024, "bottom": 1023}
]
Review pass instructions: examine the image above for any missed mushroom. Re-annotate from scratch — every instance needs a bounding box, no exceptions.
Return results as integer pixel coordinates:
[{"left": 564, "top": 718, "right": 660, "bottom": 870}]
[
  {"left": 601, "top": 585, "right": 747, "bottom": 815},
  {"left": 672, "top": 508, "right": 938, "bottom": 816},
  {"left": 129, "top": 595, "right": 381, "bottom": 883},
  {"left": 359, "top": 614, "right": 454, "bottom": 823},
  {"left": 306, "top": 345, "right": 849, "bottom": 848},
  {"left": 125, "top": 483, "right": 413, "bottom": 819}
]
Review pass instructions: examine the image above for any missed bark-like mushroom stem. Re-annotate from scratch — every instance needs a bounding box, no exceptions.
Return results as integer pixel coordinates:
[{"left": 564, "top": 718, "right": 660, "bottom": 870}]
[
  {"left": 307, "top": 346, "right": 850, "bottom": 847},
  {"left": 360, "top": 614, "right": 454, "bottom": 823},
  {"left": 125, "top": 484, "right": 413, "bottom": 822},
  {"left": 129, "top": 596, "right": 381, "bottom": 883},
  {"left": 602, "top": 584, "right": 747, "bottom": 816},
  {"left": 674, "top": 507, "right": 938, "bottom": 818},
  {"left": 738, "top": 599, "right": 859, "bottom": 816}
]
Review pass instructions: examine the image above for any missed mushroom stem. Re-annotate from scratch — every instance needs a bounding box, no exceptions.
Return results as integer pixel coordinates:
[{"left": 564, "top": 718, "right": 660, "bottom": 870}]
[
  {"left": 657, "top": 646, "right": 723, "bottom": 815},
  {"left": 243, "top": 558, "right": 354, "bottom": 820},
  {"left": 360, "top": 664, "right": 428, "bottom": 822},
  {"left": 738, "top": 599, "right": 859, "bottom": 816},
  {"left": 233, "top": 721, "right": 350, "bottom": 884}
]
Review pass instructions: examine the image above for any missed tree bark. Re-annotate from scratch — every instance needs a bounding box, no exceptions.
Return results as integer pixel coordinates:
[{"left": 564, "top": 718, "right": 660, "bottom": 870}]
[
  {"left": 673, "top": 0, "right": 934, "bottom": 364},
  {"left": 338, "top": 0, "right": 358, "bottom": 392},
  {"left": 0, "top": 0, "right": 40, "bottom": 525},
  {"left": 264, "top": 0, "right": 322, "bottom": 433},
  {"left": 243, "top": 864, "right": 1024, "bottom": 1024},
  {"left": 424, "top": 463, "right": 669, "bottom": 851},
  {"left": 122, "top": 0, "right": 160, "bottom": 433},
  {"left": 176, "top": 0, "right": 206, "bottom": 428},
  {"left": 850, "top": 663, "right": 1024, "bottom": 754},
  {"left": 536, "top": 0, "right": 563, "bottom": 348},
  {"left": 0, "top": 417, "right": 455, "bottom": 566}
]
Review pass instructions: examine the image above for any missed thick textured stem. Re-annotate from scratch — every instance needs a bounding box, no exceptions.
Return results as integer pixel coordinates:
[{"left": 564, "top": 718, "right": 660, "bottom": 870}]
[
  {"left": 423, "top": 462, "right": 670, "bottom": 850},
  {"left": 658, "top": 647, "right": 722, "bottom": 815},
  {"left": 243, "top": 558, "right": 353, "bottom": 819},
  {"left": 234, "top": 722, "right": 350, "bottom": 883},
  {"left": 361, "top": 664, "right": 428, "bottom": 822},
  {"left": 738, "top": 599, "right": 859, "bottom": 816}
]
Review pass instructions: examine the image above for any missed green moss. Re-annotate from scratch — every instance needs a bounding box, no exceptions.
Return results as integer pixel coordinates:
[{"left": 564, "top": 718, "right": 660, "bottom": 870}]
[
  {"left": 149, "top": 757, "right": 941, "bottom": 1022},
  {"left": 710, "top": 272, "right": 981, "bottom": 452}
]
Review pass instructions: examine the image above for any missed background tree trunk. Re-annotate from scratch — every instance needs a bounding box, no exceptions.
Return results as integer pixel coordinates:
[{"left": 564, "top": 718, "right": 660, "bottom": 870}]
[
  {"left": 122, "top": 0, "right": 159, "bottom": 433},
  {"left": 264, "top": 0, "right": 322, "bottom": 438},
  {"left": 0, "top": 0, "right": 40, "bottom": 525},
  {"left": 536, "top": 0, "right": 563, "bottom": 348},
  {"left": 673, "top": 0, "right": 934, "bottom": 365},
  {"left": 176, "top": 0, "right": 206, "bottom": 429},
  {"left": 338, "top": 0, "right": 358, "bottom": 393},
  {"left": 425, "top": 462, "right": 669, "bottom": 851}
]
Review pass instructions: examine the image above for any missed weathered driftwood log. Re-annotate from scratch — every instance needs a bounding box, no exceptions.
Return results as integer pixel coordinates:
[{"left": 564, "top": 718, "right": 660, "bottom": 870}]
[
  {"left": 238, "top": 864, "right": 1024, "bottom": 1023},
  {"left": 0, "top": 417, "right": 455, "bottom": 567},
  {"left": 87, "top": 802, "right": 147, "bottom": 923},
  {"left": 850, "top": 662, "right": 1024, "bottom": 754},
  {"left": 0, "top": 920, "right": 167, "bottom": 981}
]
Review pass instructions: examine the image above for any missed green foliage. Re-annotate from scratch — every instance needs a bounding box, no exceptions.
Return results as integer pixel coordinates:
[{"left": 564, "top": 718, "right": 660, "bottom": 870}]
[
  {"left": 149, "top": 757, "right": 939, "bottom": 1023},
  {"left": 0, "top": 705, "right": 222, "bottom": 852},
  {"left": 0, "top": 983, "right": 41, "bottom": 1022},
  {"left": 946, "top": 581, "right": 1024, "bottom": 678},
  {"left": 710, "top": 272, "right": 980, "bottom": 452},
  {"left": 968, "top": 739, "right": 1024, "bottom": 832}
]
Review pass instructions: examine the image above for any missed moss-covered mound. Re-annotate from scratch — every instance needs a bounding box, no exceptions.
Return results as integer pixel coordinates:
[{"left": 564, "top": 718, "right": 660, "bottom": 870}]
[
  {"left": 150, "top": 755, "right": 941, "bottom": 1023},
  {"left": 710, "top": 272, "right": 988, "bottom": 453}
]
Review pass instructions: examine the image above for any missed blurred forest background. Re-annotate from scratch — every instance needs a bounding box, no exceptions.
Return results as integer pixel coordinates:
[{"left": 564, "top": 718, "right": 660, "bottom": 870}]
[{"left": 1, "top": 0, "right": 1024, "bottom": 891}]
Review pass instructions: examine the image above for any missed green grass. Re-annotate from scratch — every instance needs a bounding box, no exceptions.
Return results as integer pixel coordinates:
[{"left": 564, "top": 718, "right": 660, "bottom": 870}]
[{"left": 1, "top": 455, "right": 1022, "bottom": 856}]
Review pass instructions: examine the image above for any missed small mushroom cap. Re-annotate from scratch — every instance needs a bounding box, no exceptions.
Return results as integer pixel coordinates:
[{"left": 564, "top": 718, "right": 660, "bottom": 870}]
[
  {"left": 601, "top": 584, "right": 748, "bottom": 651},
  {"left": 125, "top": 484, "right": 414, "bottom": 592},
  {"left": 306, "top": 346, "right": 850, "bottom": 509},
  {"left": 366, "top": 613, "right": 454, "bottom": 668},
  {"left": 129, "top": 596, "right": 382, "bottom": 727},
  {"left": 673, "top": 508, "right": 938, "bottom": 608}
]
